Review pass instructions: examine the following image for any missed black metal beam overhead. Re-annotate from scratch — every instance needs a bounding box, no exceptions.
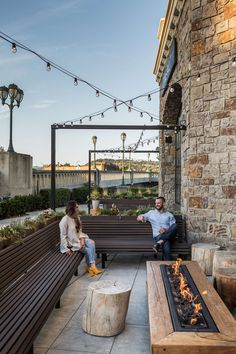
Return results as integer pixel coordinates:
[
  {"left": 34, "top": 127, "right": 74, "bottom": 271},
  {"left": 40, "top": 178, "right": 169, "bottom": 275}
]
[
  {"left": 52, "top": 124, "right": 186, "bottom": 131},
  {"left": 87, "top": 148, "right": 159, "bottom": 213},
  {"left": 51, "top": 123, "right": 186, "bottom": 210}
]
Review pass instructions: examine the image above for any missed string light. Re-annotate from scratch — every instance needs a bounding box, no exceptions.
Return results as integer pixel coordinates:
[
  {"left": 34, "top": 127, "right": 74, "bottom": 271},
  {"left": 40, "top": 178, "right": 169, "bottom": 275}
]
[
  {"left": 101, "top": 112, "right": 104, "bottom": 118},
  {"left": 128, "top": 106, "right": 132, "bottom": 112},
  {"left": 114, "top": 106, "right": 118, "bottom": 112},
  {"left": 147, "top": 94, "right": 151, "bottom": 101},
  {"left": 11, "top": 43, "right": 17, "bottom": 53},
  {"left": 74, "top": 78, "right": 78, "bottom": 86},
  {"left": 150, "top": 117, "right": 153, "bottom": 122},
  {"left": 113, "top": 99, "right": 117, "bottom": 107},
  {"left": 129, "top": 100, "right": 133, "bottom": 106},
  {"left": 140, "top": 112, "right": 143, "bottom": 117},
  {"left": 0, "top": 31, "right": 234, "bottom": 118},
  {"left": 89, "top": 116, "right": 92, "bottom": 121},
  {"left": 71, "top": 122, "right": 73, "bottom": 126},
  {"left": 196, "top": 73, "right": 201, "bottom": 82}
]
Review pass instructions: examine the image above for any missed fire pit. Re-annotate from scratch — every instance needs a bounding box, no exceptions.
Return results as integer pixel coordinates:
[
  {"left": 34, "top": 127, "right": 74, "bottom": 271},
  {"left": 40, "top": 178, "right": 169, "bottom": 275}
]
[{"left": 147, "top": 260, "right": 236, "bottom": 354}]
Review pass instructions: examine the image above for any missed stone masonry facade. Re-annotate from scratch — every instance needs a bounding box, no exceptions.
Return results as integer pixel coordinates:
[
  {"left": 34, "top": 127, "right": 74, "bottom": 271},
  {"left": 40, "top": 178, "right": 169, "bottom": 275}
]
[{"left": 157, "top": 0, "right": 236, "bottom": 248}]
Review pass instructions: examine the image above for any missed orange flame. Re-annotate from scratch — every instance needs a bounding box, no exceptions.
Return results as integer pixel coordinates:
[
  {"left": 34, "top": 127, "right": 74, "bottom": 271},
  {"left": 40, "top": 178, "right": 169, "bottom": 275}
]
[
  {"left": 193, "top": 303, "right": 202, "bottom": 314},
  {"left": 171, "top": 258, "right": 182, "bottom": 275},
  {"left": 190, "top": 318, "right": 197, "bottom": 325}
]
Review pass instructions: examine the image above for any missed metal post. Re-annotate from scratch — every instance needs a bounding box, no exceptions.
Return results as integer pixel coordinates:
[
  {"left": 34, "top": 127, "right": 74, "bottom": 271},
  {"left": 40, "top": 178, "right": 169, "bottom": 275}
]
[
  {"left": 122, "top": 140, "right": 125, "bottom": 186},
  {"left": 93, "top": 142, "right": 96, "bottom": 170},
  {"left": 8, "top": 104, "right": 14, "bottom": 152},
  {"left": 51, "top": 125, "right": 56, "bottom": 210},
  {"left": 88, "top": 150, "right": 91, "bottom": 214}
]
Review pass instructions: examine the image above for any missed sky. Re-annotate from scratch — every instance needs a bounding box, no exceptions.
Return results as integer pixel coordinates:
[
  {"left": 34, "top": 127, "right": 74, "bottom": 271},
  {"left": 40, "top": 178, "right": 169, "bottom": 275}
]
[{"left": 0, "top": 0, "right": 167, "bottom": 167}]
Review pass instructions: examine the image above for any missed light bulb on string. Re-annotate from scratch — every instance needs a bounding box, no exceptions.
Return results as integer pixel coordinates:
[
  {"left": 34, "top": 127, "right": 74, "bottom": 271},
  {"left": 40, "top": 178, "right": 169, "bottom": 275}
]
[
  {"left": 232, "top": 58, "right": 236, "bottom": 67},
  {"left": 47, "top": 62, "right": 51, "bottom": 71},
  {"left": 11, "top": 43, "right": 17, "bottom": 53},
  {"left": 147, "top": 94, "right": 151, "bottom": 101},
  {"left": 114, "top": 106, "right": 118, "bottom": 112},
  {"left": 101, "top": 112, "right": 104, "bottom": 118},
  {"left": 196, "top": 73, "right": 201, "bottom": 82},
  {"left": 74, "top": 78, "right": 78, "bottom": 86},
  {"left": 113, "top": 99, "right": 116, "bottom": 107},
  {"left": 89, "top": 116, "right": 92, "bottom": 121},
  {"left": 79, "top": 119, "right": 82, "bottom": 124},
  {"left": 128, "top": 106, "right": 131, "bottom": 112},
  {"left": 71, "top": 122, "right": 73, "bottom": 126},
  {"left": 96, "top": 90, "right": 100, "bottom": 97},
  {"left": 150, "top": 117, "right": 153, "bottom": 122},
  {"left": 129, "top": 100, "right": 133, "bottom": 106},
  {"left": 140, "top": 112, "right": 143, "bottom": 118}
]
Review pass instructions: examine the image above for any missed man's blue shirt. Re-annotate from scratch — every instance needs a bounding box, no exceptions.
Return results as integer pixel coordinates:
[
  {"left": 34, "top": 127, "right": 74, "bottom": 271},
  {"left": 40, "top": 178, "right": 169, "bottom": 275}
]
[{"left": 140, "top": 209, "right": 176, "bottom": 238}]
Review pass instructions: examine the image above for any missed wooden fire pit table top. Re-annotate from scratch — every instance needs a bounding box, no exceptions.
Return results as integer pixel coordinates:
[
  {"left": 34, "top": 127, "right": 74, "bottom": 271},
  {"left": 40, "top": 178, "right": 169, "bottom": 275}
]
[{"left": 146, "top": 260, "right": 236, "bottom": 354}]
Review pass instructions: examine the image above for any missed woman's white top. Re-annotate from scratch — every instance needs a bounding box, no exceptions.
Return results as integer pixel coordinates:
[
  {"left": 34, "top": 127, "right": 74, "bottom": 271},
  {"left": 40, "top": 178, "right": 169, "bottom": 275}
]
[{"left": 59, "top": 215, "right": 88, "bottom": 253}]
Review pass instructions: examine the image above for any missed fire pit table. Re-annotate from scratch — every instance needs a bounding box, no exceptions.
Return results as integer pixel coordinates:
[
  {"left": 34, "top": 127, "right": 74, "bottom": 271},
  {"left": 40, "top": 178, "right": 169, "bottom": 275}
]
[{"left": 146, "top": 260, "right": 236, "bottom": 354}]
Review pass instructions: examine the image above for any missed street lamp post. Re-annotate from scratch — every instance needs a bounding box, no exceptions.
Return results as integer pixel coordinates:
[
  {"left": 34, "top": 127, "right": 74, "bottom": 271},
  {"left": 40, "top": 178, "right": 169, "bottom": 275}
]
[
  {"left": 120, "top": 132, "right": 126, "bottom": 186},
  {"left": 0, "top": 84, "right": 24, "bottom": 152},
  {"left": 92, "top": 135, "right": 97, "bottom": 169},
  {"left": 92, "top": 135, "right": 97, "bottom": 185},
  {"left": 147, "top": 152, "right": 150, "bottom": 172}
]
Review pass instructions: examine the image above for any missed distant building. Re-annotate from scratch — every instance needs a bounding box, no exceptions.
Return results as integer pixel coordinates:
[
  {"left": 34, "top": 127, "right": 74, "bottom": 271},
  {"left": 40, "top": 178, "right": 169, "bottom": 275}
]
[
  {"left": 79, "top": 161, "right": 106, "bottom": 171},
  {"left": 42, "top": 164, "right": 80, "bottom": 171}
]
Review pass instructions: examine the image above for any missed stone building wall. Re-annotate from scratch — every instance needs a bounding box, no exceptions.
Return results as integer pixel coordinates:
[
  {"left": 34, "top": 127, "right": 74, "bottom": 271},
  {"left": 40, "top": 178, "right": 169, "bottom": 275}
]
[
  {"left": 0, "top": 152, "right": 33, "bottom": 197},
  {"left": 158, "top": 0, "right": 236, "bottom": 248}
]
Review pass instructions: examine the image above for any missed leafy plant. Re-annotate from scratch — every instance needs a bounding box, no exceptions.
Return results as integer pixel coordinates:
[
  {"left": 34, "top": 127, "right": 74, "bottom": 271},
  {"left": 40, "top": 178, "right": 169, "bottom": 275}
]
[{"left": 90, "top": 188, "right": 101, "bottom": 200}]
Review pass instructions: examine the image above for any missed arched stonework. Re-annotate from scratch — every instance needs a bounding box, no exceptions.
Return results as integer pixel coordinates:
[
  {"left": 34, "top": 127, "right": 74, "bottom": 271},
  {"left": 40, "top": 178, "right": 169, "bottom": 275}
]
[{"left": 163, "top": 83, "right": 182, "bottom": 124}]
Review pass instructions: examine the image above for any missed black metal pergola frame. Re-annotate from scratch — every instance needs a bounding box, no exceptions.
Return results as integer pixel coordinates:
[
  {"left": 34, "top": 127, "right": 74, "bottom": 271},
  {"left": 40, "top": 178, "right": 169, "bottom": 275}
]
[
  {"left": 87, "top": 148, "right": 160, "bottom": 212},
  {"left": 51, "top": 124, "right": 186, "bottom": 209}
]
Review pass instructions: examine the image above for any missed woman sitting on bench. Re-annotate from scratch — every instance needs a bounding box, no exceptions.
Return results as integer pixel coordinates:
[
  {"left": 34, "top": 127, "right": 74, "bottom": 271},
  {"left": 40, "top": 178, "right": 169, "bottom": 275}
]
[{"left": 59, "top": 200, "right": 102, "bottom": 277}]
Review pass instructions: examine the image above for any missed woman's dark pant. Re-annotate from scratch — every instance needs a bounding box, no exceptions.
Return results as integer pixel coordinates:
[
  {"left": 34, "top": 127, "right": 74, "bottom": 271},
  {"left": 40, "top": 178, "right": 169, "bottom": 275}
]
[{"left": 153, "top": 224, "right": 177, "bottom": 260}]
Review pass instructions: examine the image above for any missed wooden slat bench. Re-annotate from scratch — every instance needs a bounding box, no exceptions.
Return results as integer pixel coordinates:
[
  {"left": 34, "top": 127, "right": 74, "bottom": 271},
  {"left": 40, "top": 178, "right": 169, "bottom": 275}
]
[
  {"left": 101, "top": 198, "right": 154, "bottom": 211},
  {"left": 0, "top": 220, "right": 84, "bottom": 354},
  {"left": 81, "top": 215, "right": 190, "bottom": 268}
]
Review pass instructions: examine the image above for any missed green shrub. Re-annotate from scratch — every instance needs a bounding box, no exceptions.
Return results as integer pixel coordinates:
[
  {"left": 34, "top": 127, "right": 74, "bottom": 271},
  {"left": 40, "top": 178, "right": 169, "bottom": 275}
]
[{"left": 71, "top": 186, "right": 89, "bottom": 203}]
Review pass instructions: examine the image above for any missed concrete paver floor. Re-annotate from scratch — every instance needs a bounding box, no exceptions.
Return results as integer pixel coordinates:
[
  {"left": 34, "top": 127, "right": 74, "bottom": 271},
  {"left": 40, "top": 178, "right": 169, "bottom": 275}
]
[
  {"left": 34, "top": 253, "right": 236, "bottom": 354},
  {"left": 34, "top": 253, "right": 152, "bottom": 354}
]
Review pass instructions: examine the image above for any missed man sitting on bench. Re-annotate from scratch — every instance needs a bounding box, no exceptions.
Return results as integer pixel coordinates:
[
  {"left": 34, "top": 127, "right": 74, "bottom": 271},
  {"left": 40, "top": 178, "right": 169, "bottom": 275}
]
[{"left": 137, "top": 196, "right": 177, "bottom": 260}]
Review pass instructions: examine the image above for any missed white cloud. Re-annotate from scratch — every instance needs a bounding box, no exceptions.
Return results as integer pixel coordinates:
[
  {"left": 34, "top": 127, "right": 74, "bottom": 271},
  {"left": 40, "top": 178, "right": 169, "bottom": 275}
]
[{"left": 31, "top": 99, "right": 57, "bottom": 109}]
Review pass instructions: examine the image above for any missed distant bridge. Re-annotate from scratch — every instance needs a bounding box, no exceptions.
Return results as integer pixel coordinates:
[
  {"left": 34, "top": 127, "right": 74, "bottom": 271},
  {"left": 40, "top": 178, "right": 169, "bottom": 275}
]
[{"left": 33, "top": 170, "right": 158, "bottom": 193}]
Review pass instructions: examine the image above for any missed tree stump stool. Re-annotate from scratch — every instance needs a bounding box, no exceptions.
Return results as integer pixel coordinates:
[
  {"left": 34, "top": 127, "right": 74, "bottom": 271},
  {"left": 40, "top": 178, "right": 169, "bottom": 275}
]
[
  {"left": 215, "top": 268, "right": 236, "bottom": 311},
  {"left": 82, "top": 280, "right": 131, "bottom": 336},
  {"left": 213, "top": 251, "right": 236, "bottom": 278},
  {"left": 191, "top": 243, "right": 220, "bottom": 276}
]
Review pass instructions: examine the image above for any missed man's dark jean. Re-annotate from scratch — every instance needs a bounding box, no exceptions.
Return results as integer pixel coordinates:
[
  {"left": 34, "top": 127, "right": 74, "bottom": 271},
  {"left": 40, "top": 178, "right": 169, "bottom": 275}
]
[{"left": 153, "top": 223, "right": 177, "bottom": 261}]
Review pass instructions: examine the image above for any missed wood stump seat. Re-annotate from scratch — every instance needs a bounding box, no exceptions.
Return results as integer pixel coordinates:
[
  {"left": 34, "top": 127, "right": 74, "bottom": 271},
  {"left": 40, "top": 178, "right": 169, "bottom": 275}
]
[
  {"left": 215, "top": 268, "right": 236, "bottom": 311},
  {"left": 213, "top": 251, "right": 236, "bottom": 278},
  {"left": 82, "top": 280, "right": 131, "bottom": 336},
  {"left": 191, "top": 243, "right": 220, "bottom": 275}
]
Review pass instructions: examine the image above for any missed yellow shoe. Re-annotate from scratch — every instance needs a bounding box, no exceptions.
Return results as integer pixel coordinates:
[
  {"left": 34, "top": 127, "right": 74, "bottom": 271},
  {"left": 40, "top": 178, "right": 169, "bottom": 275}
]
[
  {"left": 93, "top": 266, "right": 103, "bottom": 275},
  {"left": 87, "top": 267, "right": 95, "bottom": 277}
]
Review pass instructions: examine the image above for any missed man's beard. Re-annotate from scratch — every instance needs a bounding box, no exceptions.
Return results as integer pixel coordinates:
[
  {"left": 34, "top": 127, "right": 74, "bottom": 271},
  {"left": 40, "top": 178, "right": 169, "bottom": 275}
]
[{"left": 155, "top": 206, "right": 163, "bottom": 211}]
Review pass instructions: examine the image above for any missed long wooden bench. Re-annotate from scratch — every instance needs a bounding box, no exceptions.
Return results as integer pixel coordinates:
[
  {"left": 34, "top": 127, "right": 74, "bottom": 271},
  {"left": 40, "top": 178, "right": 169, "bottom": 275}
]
[
  {"left": 101, "top": 198, "right": 154, "bottom": 211},
  {"left": 81, "top": 215, "right": 190, "bottom": 268},
  {"left": 0, "top": 220, "right": 84, "bottom": 354}
]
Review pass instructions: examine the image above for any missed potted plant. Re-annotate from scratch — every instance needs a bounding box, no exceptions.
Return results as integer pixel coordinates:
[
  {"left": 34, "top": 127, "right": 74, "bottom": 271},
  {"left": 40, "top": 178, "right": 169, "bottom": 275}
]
[{"left": 90, "top": 188, "right": 101, "bottom": 209}]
